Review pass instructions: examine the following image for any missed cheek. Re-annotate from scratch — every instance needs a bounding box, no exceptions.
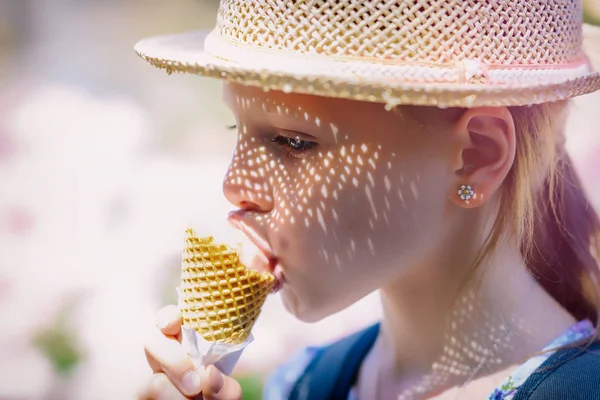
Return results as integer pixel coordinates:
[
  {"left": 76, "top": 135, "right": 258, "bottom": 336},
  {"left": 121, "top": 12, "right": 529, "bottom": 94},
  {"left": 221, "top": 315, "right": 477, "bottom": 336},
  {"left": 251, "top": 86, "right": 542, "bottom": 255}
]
[
  {"left": 267, "top": 148, "right": 449, "bottom": 320},
  {"left": 273, "top": 155, "right": 447, "bottom": 277}
]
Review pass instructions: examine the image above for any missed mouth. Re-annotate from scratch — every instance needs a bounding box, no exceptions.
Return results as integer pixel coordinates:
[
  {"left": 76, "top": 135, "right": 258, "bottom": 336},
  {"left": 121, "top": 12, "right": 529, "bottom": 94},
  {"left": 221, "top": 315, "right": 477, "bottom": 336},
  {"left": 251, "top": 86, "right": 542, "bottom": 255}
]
[{"left": 227, "top": 210, "right": 284, "bottom": 293}]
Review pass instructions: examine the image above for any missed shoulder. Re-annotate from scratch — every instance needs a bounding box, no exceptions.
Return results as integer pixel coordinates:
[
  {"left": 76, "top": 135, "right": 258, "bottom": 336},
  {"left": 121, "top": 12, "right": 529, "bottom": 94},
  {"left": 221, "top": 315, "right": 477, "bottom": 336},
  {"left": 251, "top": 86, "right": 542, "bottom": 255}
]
[
  {"left": 262, "top": 345, "right": 325, "bottom": 400},
  {"left": 262, "top": 324, "right": 380, "bottom": 400},
  {"left": 516, "top": 340, "right": 600, "bottom": 400}
]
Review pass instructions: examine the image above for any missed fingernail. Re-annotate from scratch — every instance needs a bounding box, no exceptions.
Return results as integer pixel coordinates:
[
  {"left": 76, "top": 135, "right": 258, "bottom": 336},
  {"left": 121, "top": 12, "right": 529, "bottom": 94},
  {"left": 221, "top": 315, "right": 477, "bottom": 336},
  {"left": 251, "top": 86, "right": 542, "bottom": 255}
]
[
  {"left": 181, "top": 370, "right": 201, "bottom": 396},
  {"left": 209, "top": 365, "right": 225, "bottom": 394},
  {"left": 157, "top": 312, "right": 171, "bottom": 330},
  {"left": 157, "top": 318, "right": 169, "bottom": 330}
]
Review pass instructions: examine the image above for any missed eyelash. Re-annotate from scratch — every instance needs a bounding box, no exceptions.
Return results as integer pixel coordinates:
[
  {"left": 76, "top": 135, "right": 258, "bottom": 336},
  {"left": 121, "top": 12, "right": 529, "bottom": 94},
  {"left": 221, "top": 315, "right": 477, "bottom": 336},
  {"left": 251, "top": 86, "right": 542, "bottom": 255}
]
[
  {"left": 271, "top": 135, "right": 317, "bottom": 159},
  {"left": 227, "top": 124, "right": 317, "bottom": 159}
]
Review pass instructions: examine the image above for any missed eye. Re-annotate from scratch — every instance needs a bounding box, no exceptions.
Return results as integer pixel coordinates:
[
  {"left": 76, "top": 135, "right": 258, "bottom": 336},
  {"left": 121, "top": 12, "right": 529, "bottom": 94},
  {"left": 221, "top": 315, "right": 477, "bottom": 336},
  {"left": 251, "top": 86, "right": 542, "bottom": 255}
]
[
  {"left": 287, "top": 137, "right": 311, "bottom": 151},
  {"left": 272, "top": 135, "right": 317, "bottom": 159}
]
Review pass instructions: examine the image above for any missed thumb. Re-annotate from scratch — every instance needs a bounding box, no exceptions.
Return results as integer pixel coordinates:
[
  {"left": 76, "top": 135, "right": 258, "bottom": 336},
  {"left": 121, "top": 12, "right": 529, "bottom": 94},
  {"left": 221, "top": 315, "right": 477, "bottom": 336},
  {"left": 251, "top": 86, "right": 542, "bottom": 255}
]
[{"left": 199, "top": 365, "right": 243, "bottom": 400}]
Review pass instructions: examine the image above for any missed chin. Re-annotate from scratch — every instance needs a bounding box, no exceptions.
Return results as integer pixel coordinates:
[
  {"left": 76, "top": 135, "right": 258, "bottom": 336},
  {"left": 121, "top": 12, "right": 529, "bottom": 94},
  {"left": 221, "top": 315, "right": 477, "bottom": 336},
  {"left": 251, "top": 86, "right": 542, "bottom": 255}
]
[{"left": 279, "top": 287, "right": 337, "bottom": 323}]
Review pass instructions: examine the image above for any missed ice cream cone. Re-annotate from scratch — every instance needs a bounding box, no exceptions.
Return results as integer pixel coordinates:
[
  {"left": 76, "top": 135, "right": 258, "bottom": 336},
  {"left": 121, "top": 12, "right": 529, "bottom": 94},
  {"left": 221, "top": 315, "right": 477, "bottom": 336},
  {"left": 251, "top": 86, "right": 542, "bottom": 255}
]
[{"left": 179, "top": 229, "right": 275, "bottom": 345}]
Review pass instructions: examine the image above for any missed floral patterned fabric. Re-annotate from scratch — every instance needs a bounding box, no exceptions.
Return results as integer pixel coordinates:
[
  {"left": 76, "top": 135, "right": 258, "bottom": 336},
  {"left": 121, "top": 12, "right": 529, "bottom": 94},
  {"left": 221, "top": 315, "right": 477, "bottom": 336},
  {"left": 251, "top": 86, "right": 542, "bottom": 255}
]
[
  {"left": 263, "top": 320, "right": 595, "bottom": 400},
  {"left": 488, "top": 319, "right": 594, "bottom": 400}
]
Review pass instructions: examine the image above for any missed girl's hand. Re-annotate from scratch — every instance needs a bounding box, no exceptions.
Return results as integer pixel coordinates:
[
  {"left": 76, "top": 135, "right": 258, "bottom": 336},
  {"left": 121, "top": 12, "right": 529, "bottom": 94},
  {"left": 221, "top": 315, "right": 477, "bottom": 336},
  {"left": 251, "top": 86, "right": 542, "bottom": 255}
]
[{"left": 138, "top": 305, "right": 243, "bottom": 400}]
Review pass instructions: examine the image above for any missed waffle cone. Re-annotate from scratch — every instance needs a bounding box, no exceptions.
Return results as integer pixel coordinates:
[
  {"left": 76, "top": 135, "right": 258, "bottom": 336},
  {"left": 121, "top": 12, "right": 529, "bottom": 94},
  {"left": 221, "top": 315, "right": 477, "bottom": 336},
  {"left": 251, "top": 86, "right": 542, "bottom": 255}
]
[{"left": 179, "top": 229, "right": 275, "bottom": 345}]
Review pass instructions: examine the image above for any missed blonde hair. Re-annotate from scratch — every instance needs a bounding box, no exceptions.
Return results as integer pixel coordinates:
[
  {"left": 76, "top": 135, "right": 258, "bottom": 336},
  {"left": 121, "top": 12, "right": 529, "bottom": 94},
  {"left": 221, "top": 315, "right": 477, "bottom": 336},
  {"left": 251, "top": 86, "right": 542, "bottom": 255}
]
[{"left": 478, "top": 101, "right": 600, "bottom": 340}]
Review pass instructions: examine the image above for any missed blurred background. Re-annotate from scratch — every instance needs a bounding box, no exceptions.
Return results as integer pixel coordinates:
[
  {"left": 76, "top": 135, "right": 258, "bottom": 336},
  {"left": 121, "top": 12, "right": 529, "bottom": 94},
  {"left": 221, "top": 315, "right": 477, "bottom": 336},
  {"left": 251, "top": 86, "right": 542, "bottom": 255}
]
[{"left": 0, "top": 1, "right": 599, "bottom": 399}]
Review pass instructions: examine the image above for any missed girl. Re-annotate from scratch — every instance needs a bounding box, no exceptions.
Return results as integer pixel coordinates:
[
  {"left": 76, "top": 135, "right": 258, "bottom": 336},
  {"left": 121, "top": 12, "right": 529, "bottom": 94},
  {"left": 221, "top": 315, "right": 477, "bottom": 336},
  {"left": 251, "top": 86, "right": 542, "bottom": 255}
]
[{"left": 135, "top": 1, "right": 600, "bottom": 399}]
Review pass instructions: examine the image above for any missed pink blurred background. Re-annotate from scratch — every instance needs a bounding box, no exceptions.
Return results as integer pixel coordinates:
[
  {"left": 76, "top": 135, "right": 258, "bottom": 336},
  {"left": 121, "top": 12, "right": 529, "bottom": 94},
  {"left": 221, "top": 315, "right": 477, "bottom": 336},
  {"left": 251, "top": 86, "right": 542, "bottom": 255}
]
[{"left": 0, "top": 1, "right": 598, "bottom": 399}]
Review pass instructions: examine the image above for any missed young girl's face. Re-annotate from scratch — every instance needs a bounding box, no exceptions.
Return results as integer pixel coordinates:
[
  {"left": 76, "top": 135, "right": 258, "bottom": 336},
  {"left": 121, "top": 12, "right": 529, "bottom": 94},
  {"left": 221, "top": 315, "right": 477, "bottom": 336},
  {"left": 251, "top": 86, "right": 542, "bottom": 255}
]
[{"left": 223, "top": 83, "right": 461, "bottom": 322}]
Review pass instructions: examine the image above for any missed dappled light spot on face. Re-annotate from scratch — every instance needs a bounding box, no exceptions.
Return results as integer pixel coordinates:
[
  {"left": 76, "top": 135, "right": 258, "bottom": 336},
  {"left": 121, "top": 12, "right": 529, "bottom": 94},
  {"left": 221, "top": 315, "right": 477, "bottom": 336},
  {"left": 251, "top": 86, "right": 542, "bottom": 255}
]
[
  {"left": 316, "top": 208, "right": 327, "bottom": 233},
  {"left": 365, "top": 186, "right": 378, "bottom": 220},
  {"left": 334, "top": 253, "right": 342, "bottom": 269},
  {"left": 321, "top": 185, "right": 328, "bottom": 198},
  {"left": 410, "top": 181, "right": 419, "bottom": 200},
  {"left": 397, "top": 188, "right": 407, "bottom": 209},
  {"left": 367, "top": 172, "right": 375, "bottom": 187}
]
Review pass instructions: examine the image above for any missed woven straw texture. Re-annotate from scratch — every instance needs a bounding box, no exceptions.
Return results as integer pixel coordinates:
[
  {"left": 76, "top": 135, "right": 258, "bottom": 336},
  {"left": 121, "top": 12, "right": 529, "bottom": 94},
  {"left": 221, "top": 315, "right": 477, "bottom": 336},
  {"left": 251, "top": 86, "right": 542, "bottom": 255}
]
[
  {"left": 134, "top": 0, "right": 600, "bottom": 107},
  {"left": 179, "top": 230, "right": 275, "bottom": 345},
  {"left": 218, "top": 0, "right": 581, "bottom": 65}
]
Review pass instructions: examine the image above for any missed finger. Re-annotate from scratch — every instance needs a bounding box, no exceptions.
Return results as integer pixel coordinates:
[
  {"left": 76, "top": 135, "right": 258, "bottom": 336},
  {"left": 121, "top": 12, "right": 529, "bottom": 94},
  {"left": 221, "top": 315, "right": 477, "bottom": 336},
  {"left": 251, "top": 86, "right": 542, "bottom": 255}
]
[
  {"left": 138, "top": 373, "right": 190, "bottom": 400},
  {"left": 156, "top": 305, "right": 183, "bottom": 338},
  {"left": 144, "top": 330, "right": 202, "bottom": 397},
  {"left": 199, "top": 365, "right": 243, "bottom": 400}
]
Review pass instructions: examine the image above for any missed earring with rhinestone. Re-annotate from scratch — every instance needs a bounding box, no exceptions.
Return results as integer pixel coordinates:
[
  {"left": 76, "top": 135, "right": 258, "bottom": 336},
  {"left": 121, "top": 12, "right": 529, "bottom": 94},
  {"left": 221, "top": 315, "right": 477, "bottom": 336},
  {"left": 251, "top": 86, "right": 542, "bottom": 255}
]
[{"left": 458, "top": 185, "right": 474, "bottom": 202}]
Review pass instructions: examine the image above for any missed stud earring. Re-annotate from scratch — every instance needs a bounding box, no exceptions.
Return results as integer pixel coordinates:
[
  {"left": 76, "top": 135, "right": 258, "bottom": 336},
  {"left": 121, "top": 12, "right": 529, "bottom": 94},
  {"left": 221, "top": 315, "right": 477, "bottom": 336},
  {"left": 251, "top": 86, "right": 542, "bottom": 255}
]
[{"left": 458, "top": 185, "right": 474, "bottom": 201}]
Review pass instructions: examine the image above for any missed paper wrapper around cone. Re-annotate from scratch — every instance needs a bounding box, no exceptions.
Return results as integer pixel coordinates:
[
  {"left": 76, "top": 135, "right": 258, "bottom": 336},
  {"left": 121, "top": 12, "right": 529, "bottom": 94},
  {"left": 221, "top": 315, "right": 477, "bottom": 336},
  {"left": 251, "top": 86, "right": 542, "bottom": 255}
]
[{"left": 177, "top": 228, "right": 275, "bottom": 375}]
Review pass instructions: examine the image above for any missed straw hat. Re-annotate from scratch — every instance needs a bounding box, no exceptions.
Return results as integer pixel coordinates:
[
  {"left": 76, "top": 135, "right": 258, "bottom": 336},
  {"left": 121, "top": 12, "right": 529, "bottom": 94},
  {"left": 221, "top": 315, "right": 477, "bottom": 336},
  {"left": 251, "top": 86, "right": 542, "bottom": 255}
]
[{"left": 134, "top": 0, "right": 600, "bottom": 108}]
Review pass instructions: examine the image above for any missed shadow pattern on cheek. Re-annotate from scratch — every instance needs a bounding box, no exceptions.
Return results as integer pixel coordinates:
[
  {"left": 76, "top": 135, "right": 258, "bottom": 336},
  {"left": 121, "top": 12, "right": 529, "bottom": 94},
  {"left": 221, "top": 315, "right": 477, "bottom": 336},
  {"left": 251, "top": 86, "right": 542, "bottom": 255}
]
[{"left": 223, "top": 94, "right": 429, "bottom": 275}]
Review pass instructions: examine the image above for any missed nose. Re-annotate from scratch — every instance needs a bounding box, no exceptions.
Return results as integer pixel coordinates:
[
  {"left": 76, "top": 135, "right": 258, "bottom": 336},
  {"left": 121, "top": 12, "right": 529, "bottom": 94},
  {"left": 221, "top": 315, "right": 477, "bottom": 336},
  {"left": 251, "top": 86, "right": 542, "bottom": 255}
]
[{"left": 222, "top": 153, "right": 274, "bottom": 212}]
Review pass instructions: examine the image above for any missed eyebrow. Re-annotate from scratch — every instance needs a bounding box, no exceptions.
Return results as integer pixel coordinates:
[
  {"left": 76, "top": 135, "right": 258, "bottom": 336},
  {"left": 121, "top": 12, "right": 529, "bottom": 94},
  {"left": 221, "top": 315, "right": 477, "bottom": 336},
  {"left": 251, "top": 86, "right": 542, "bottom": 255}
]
[
  {"left": 223, "top": 88, "right": 299, "bottom": 113},
  {"left": 221, "top": 91, "right": 325, "bottom": 134}
]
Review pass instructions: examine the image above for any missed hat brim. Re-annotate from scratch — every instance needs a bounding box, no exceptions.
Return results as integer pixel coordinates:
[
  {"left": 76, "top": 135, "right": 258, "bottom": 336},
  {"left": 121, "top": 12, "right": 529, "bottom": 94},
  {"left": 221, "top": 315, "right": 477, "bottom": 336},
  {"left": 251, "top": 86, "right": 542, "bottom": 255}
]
[{"left": 134, "top": 26, "right": 600, "bottom": 108}]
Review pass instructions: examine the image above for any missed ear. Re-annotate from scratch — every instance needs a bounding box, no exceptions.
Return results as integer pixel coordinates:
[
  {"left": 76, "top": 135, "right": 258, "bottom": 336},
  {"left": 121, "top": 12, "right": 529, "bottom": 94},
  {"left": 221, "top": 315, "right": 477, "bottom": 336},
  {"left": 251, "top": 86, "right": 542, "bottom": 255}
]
[{"left": 449, "top": 107, "right": 516, "bottom": 208}]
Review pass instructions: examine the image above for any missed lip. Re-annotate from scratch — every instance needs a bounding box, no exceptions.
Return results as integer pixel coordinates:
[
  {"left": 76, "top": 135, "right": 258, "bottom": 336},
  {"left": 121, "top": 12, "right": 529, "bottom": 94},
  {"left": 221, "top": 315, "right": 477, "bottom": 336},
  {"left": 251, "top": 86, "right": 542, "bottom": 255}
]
[
  {"left": 228, "top": 211, "right": 274, "bottom": 258},
  {"left": 227, "top": 210, "right": 283, "bottom": 292}
]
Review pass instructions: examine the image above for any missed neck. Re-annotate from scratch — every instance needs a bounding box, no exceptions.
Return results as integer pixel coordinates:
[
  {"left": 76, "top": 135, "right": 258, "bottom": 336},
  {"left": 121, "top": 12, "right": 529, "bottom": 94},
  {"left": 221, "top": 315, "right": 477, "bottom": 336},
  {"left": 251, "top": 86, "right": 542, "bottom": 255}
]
[{"left": 365, "top": 240, "right": 577, "bottom": 399}]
